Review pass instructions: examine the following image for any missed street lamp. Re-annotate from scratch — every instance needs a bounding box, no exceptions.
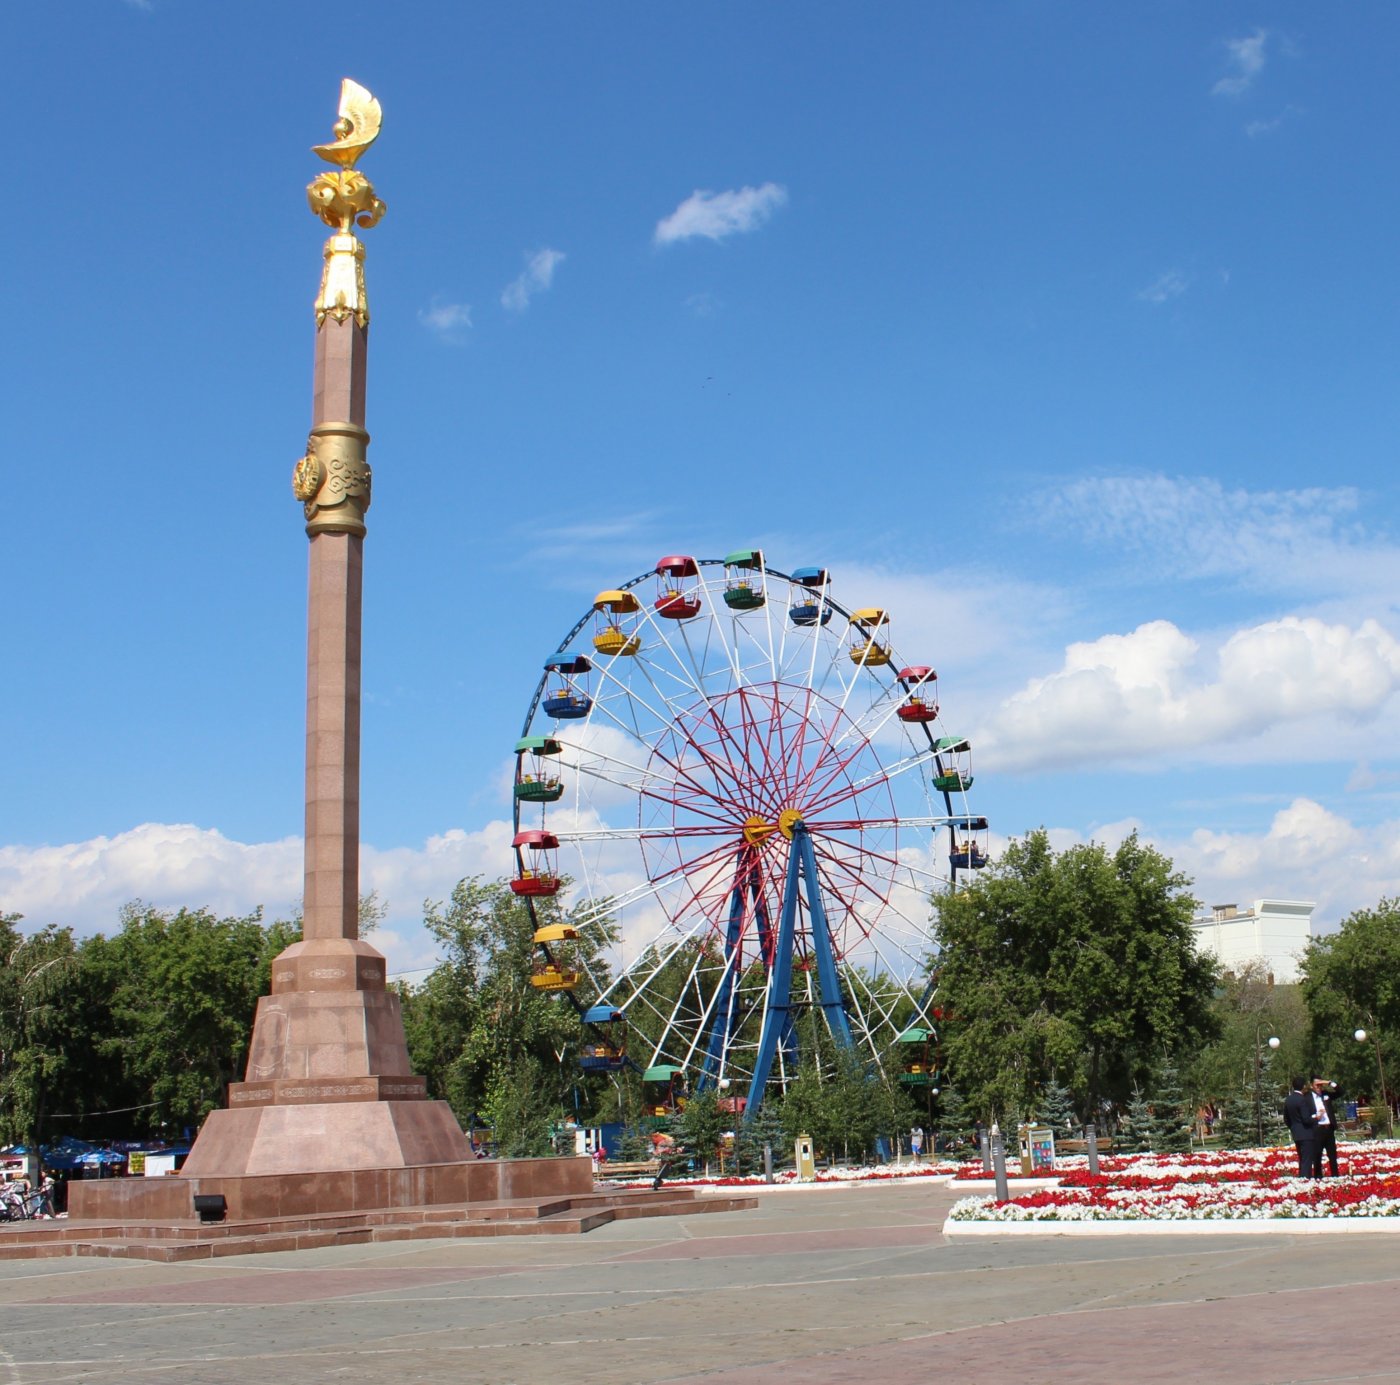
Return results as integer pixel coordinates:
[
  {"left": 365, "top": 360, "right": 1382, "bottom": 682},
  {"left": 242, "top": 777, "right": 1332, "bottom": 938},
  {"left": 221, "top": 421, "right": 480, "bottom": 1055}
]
[
  {"left": 1254, "top": 1028, "right": 1280, "bottom": 1146},
  {"left": 1354, "top": 1024, "right": 1392, "bottom": 1138}
]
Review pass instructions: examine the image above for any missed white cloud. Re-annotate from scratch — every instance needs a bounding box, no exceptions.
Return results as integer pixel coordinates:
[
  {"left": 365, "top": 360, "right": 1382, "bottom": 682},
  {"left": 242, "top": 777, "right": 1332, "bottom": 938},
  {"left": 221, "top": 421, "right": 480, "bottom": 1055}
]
[
  {"left": 1013, "top": 800, "right": 1392, "bottom": 936},
  {"left": 1138, "top": 269, "right": 1189, "bottom": 304},
  {"left": 1214, "top": 29, "right": 1268, "bottom": 97},
  {"left": 418, "top": 299, "right": 472, "bottom": 340},
  {"left": 0, "top": 820, "right": 519, "bottom": 979},
  {"left": 980, "top": 616, "right": 1400, "bottom": 773},
  {"left": 1030, "top": 474, "right": 1393, "bottom": 601},
  {"left": 655, "top": 183, "right": 788, "bottom": 246},
  {"left": 501, "top": 248, "right": 566, "bottom": 313},
  {"left": 1164, "top": 798, "right": 1400, "bottom": 933}
]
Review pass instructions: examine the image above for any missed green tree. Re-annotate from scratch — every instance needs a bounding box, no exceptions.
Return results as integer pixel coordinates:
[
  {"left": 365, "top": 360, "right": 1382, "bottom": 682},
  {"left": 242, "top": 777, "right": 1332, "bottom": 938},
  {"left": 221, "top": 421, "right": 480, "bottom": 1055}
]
[
  {"left": 399, "top": 877, "right": 616, "bottom": 1135},
  {"left": 1033, "top": 1074, "right": 1078, "bottom": 1137},
  {"left": 933, "top": 830, "right": 1218, "bottom": 1125},
  {"left": 1147, "top": 1058, "right": 1192, "bottom": 1153},
  {"left": 1118, "top": 1082, "right": 1155, "bottom": 1152},
  {"left": 481, "top": 1054, "right": 557, "bottom": 1157},
  {"left": 676, "top": 1085, "right": 728, "bottom": 1173},
  {"left": 94, "top": 903, "right": 287, "bottom": 1129},
  {"left": 736, "top": 1096, "right": 786, "bottom": 1175},
  {"left": 931, "top": 1087, "right": 973, "bottom": 1155},
  {"left": 0, "top": 916, "right": 81, "bottom": 1154},
  {"left": 1301, "top": 899, "right": 1400, "bottom": 1125},
  {"left": 1183, "top": 963, "right": 1308, "bottom": 1125}
]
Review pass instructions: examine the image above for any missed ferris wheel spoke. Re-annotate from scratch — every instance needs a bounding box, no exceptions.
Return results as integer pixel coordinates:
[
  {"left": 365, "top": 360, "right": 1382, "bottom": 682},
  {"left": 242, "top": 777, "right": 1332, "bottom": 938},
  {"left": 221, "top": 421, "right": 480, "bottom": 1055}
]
[
  {"left": 590, "top": 655, "right": 746, "bottom": 798},
  {"left": 809, "top": 830, "right": 946, "bottom": 896},
  {"left": 788, "top": 659, "right": 873, "bottom": 806},
  {"left": 789, "top": 723, "right": 887, "bottom": 813},
  {"left": 678, "top": 936, "right": 746, "bottom": 1075},
  {"left": 583, "top": 683, "right": 750, "bottom": 812},
  {"left": 809, "top": 815, "right": 960, "bottom": 833},
  {"left": 646, "top": 935, "right": 718, "bottom": 1067},
  {"left": 564, "top": 743, "right": 741, "bottom": 829},
  {"left": 819, "top": 831, "right": 930, "bottom": 956},
  {"left": 838, "top": 747, "right": 944, "bottom": 799},
  {"left": 808, "top": 845, "right": 935, "bottom": 966},
  {"left": 598, "top": 916, "right": 712, "bottom": 1015},
  {"left": 630, "top": 598, "right": 710, "bottom": 703},
  {"left": 571, "top": 838, "right": 743, "bottom": 927},
  {"left": 691, "top": 579, "right": 745, "bottom": 690},
  {"left": 555, "top": 824, "right": 736, "bottom": 843},
  {"left": 826, "top": 689, "right": 915, "bottom": 757}
]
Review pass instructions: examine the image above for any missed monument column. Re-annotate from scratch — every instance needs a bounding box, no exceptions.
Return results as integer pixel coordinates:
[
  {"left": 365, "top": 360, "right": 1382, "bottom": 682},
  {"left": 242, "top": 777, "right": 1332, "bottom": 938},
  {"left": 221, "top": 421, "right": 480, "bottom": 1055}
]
[{"left": 179, "top": 81, "right": 470, "bottom": 1175}]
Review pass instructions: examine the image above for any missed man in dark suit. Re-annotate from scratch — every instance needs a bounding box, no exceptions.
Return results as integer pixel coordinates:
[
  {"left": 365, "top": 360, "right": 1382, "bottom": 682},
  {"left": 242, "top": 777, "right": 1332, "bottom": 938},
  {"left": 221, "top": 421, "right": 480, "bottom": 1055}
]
[
  {"left": 1310, "top": 1076, "right": 1340, "bottom": 1177},
  {"left": 1284, "top": 1075, "right": 1318, "bottom": 1178}
]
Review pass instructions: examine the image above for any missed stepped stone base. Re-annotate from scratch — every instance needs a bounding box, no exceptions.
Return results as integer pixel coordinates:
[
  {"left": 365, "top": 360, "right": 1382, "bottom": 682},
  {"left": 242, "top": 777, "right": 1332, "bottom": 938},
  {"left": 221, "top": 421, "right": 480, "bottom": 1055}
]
[
  {"left": 68, "top": 1152, "right": 592, "bottom": 1224},
  {"left": 178, "top": 1098, "right": 471, "bottom": 1177},
  {"left": 4, "top": 1183, "right": 758, "bottom": 1261}
]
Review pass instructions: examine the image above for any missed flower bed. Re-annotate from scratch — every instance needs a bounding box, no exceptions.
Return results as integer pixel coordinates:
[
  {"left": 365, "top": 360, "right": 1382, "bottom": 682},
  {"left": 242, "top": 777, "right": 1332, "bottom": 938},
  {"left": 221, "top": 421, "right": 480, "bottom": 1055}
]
[
  {"left": 948, "top": 1141, "right": 1400, "bottom": 1221},
  {"left": 656, "top": 1160, "right": 959, "bottom": 1189}
]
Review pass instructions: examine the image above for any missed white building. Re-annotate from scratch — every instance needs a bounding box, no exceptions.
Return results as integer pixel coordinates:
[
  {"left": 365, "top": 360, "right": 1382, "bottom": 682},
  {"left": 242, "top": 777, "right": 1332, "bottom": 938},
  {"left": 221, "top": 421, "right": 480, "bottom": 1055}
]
[{"left": 1191, "top": 899, "right": 1315, "bottom": 985}]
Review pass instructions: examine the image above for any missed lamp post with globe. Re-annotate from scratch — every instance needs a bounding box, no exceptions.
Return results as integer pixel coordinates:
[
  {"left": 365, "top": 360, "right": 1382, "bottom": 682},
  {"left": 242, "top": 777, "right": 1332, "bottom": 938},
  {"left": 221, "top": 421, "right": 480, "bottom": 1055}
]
[
  {"left": 1354, "top": 1024, "right": 1392, "bottom": 1138},
  {"left": 1255, "top": 1029, "right": 1281, "bottom": 1146}
]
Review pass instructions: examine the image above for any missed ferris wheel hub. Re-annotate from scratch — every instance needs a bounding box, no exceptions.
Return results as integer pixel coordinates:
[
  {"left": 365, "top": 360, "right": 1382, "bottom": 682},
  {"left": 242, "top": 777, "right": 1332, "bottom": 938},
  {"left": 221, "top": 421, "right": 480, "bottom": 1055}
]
[
  {"left": 777, "top": 807, "right": 804, "bottom": 841},
  {"left": 741, "top": 814, "right": 776, "bottom": 845}
]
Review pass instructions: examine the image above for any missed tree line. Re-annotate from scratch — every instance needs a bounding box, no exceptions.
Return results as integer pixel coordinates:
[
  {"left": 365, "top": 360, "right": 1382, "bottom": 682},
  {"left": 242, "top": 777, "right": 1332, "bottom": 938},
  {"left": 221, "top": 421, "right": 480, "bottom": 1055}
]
[
  {"left": 931, "top": 829, "right": 1400, "bottom": 1145},
  {"left": 3, "top": 832, "right": 1397, "bottom": 1161}
]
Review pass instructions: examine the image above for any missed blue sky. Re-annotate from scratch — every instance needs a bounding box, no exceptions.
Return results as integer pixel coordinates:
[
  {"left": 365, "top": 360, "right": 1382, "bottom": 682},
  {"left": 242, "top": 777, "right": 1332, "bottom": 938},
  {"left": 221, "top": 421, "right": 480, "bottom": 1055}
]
[{"left": 6, "top": 2, "right": 1400, "bottom": 974}]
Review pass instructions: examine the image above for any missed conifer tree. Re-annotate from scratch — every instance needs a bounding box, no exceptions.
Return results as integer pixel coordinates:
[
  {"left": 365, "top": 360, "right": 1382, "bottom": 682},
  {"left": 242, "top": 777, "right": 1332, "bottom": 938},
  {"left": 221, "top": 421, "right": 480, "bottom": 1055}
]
[
  {"left": 1148, "top": 1059, "right": 1192, "bottom": 1153},
  {"left": 1034, "top": 1075, "right": 1078, "bottom": 1136},
  {"left": 1118, "top": 1082, "right": 1155, "bottom": 1152}
]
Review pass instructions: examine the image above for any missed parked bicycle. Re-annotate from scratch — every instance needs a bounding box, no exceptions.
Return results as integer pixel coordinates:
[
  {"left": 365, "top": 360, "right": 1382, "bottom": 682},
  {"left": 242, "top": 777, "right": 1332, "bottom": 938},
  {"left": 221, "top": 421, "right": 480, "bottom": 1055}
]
[{"left": 0, "top": 1176, "right": 55, "bottom": 1221}]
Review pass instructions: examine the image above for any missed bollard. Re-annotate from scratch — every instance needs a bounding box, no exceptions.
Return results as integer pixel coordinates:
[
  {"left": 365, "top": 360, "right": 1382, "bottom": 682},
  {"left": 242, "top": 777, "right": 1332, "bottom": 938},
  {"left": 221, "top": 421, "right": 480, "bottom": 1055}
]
[
  {"left": 763, "top": 1141, "right": 774, "bottom": 1184},
  {"left": 991, "top": 1127, "right": 1010, "bottom": 1201},
  {"left": 979, "top": 1125, "right": 992, "bottom": 1173},
  {"left": 1086, "top": 1122, "right": 1099, "bottom": 1175}
]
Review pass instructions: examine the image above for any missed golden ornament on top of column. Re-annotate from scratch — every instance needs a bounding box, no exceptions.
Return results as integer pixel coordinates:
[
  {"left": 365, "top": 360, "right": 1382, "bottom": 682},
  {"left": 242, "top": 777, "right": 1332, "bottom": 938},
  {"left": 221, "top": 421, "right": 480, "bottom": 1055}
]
[
  {"left": 295, "top": 79, "right": 383, "bottom": 536},
  {"left": 307, "top": 78, "right": 385, "bottom": 328}
]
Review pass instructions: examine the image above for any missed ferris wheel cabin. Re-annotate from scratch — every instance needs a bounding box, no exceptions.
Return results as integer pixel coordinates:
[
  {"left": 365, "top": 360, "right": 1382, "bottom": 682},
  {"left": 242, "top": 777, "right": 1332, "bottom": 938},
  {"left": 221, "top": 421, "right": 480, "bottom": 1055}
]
[
  {"left": 655, "top": 555, "right": 702, "bottom": 619},
  {"left": 949, "top": 817, "right": 990, "bottom": 870},
  {"left": 529, "top": 921, "right": 580, "bottom": 990},
  {"left": 578, "top": 1005, "right": 627, "bottom": 1072},
  {"left": 541, "top": 651, "right": 593, "bottom": 719},
  {"left": 932, "top": 735, "right": 974, "bottom": 793},
  {"left": 514, "top": 735, "right": 564, "bottom": 803},
  {"left": 849, "top": 607, "right": 892, "bottom": 667},
  {"left": 895, "top": 1026, "right": 939, "bottom": 1087},
  {"left": 643, "top": 1064, "right": 688, "bottom": 1121},
  {"left": 788, "top": 566, "right": 832, "bottom": 626},
  {"left": 511, "top": 828, "right": 562, "bottom": 897},
  {"left": 722, "top": 549, "right": 766, "bottom": 611},
  {"left": 593, "top": 590, "right": 643, "bottom": 656},
  {"left": 896, "top": 665, "right": 939, "bottom": 722}
]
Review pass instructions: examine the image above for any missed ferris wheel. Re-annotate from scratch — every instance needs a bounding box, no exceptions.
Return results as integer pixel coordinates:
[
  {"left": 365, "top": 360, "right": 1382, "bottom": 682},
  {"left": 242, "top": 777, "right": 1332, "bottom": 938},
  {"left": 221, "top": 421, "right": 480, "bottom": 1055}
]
[{"left": 510, "top": 551, "right": 989, "bottom": 1113}]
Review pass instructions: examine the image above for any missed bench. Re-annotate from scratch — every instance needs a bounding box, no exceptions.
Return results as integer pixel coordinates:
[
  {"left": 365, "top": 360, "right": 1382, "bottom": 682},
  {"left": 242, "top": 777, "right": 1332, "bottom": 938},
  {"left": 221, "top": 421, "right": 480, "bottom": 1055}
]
[
  {"left": 596, "top": 1159, "right": 662, "bottom": 1179},
  {"left": 1057, "top": 1138, "right": 1117, "bottom": 1156}
]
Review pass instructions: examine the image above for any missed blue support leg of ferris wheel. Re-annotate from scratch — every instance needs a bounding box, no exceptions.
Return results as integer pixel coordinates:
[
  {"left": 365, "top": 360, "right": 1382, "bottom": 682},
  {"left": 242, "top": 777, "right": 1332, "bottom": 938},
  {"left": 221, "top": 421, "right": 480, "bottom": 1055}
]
[
  {"left": 797, "top": 823, "right": 856, "bottom": 1055},
  {"left": 745, "top": 826, "right": 803, "bottom": 1112}
]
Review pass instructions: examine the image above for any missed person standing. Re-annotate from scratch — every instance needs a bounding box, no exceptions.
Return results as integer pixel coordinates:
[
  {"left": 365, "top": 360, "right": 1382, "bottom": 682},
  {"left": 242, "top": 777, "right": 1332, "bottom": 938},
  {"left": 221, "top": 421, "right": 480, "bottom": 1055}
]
[
  {"left": 1284, "top": 1075, "right": 1319, "bottom": 1178},
  {"left": 1310, "top": 1076, "right": 1340, "bottom": 1177}
]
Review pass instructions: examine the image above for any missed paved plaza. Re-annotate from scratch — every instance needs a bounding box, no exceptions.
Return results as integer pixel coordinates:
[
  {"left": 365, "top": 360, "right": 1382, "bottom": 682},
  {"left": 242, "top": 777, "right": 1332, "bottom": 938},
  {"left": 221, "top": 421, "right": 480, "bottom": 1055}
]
[{"left": 2, "top": 1180, "right": 1397, "bottom": 1384}]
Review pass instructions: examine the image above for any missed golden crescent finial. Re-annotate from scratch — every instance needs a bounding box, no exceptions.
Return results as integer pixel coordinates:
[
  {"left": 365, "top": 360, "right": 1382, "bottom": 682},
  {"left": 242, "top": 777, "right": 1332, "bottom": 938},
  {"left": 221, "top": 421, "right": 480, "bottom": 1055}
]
[{"left": 312, "top": 78, "right": 382, "bottom": 169}]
